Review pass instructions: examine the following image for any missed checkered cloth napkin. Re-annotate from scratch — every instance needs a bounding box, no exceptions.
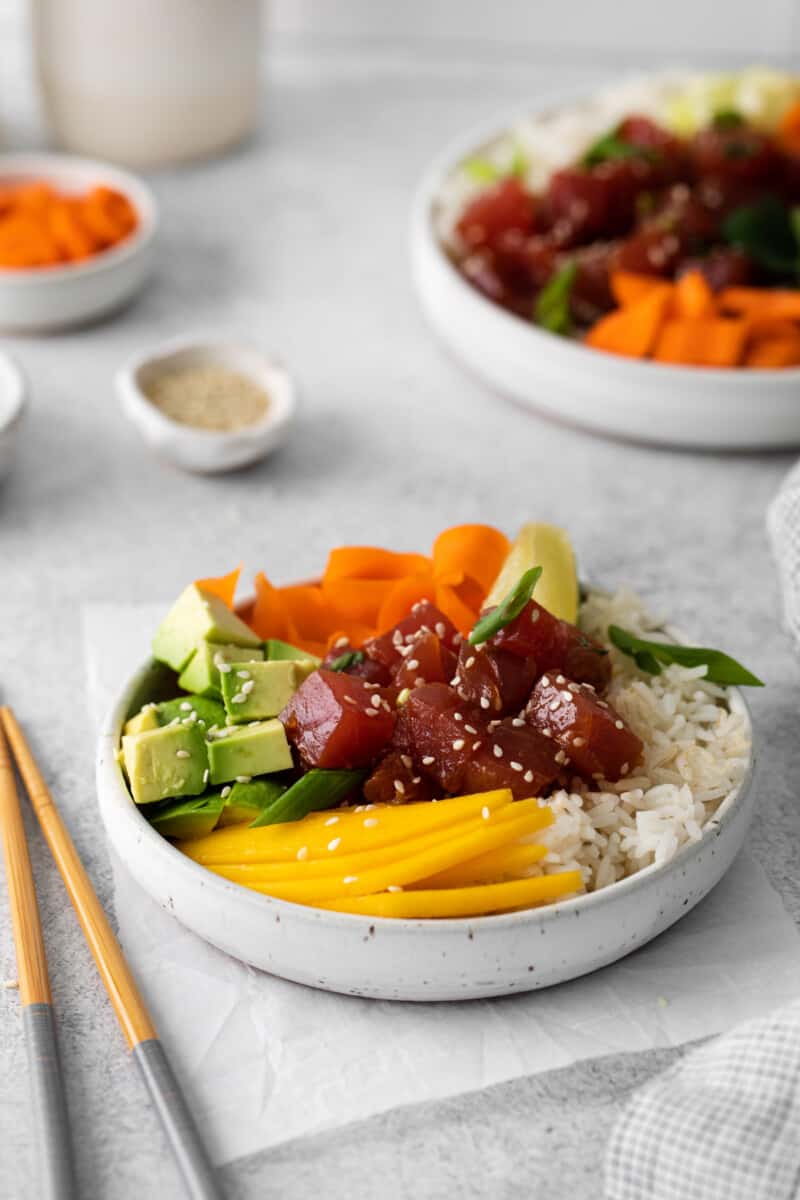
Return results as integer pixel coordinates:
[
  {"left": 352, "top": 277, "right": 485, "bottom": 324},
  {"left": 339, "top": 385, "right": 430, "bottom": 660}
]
[
  {"left": 604, "top": 473, "right": 800, "bottom": 1199},
  {"left": 604, "top": 998, "right": 800, "bottom": 1199}
]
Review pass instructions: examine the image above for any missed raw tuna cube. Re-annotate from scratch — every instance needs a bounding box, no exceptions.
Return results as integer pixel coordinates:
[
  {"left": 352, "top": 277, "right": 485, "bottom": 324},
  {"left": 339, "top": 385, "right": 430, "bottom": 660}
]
[
  {"left": 489, "top": 600, "right": 611, "bottom": 693},
  {"left": 455, "top": 642, "right": 538, "bottom": 716},
  {"left": 364, "top": 602, "right": 460, "bottom": 672},
  {"left": 461, "top": 719, "right": 562, "bottom": 800},
  {"left": 322, "top": 642, "right": 393, "bottom": 686},
  {"left": 525, "top": 674, "right": 642, "bottom": 783},
  {"left": 392, "top": 683, "right": 478, "bottom": 792},
  {"left": 363, "top": 751, "right": 441, "bottom": 806},
  {"left": 393, "top": 630, "right": 458, "bottom": 694},
  {"left": 280, "top": 669, "right": 395, "bottom": 769}
]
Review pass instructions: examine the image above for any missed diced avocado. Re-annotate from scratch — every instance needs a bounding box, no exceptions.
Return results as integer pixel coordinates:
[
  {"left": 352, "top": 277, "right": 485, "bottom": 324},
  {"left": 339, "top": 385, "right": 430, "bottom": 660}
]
[
  {"left": 178, "top": 641, "right": 264, "bottom": 699},
  {"left": 122, "top": 724, "right": 209, "bottom": 805},
  {"left": 221, "top": 660, "right": 300, "bottom": 724},
  {"left": 152, "top": 584, "right": 261, "bottom": 673},
  {"left": 265, "top": 638, "right": 322, "bottom": 667},
  {"left": 218, "top": 778, "right": 288, "bottom": 827},
  {"left": 150, "top": 792, "right": 225, "bottom": 839},
  {"left": 207, "top": 719, "right": 293, "bottom": 785},
  {"left": 124, "top": 705, "right": 160, "bottom": 736},
  {"left": 156, "top": 695, "right": 226, "bottom": 731}
]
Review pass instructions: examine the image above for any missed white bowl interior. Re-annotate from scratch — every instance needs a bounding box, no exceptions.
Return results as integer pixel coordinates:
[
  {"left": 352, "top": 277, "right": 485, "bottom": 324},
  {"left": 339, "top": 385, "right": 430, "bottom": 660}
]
[{"left": 0, "top": 353, "right": 25, "bottom": 431}]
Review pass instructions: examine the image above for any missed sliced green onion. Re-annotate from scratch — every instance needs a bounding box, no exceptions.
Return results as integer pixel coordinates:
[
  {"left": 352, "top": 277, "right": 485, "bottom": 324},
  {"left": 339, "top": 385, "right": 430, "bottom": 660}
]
[
  {"left": 464, "top": 157, "right": 502, "bottom": 184},
  {"left": 608, "top": 625, "right": 763, "bottom": 687},
  {"left": 469, "top": 567, "right": 543, "bottom": 646},
  {"left": 534, "top": 262, "right": 578, "bottom": 336},
  {"left": 328, "top": 650, "right": 365, "bottom": 672},
  {"left": 249, "top": 768, "right": 366, "bottom": 827}
]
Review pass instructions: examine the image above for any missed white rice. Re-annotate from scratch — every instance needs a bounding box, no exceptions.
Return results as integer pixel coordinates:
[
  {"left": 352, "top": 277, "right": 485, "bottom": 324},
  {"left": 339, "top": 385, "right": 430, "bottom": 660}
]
[{"left": 531, "top": 588, "right": 751, "bottom": 892}]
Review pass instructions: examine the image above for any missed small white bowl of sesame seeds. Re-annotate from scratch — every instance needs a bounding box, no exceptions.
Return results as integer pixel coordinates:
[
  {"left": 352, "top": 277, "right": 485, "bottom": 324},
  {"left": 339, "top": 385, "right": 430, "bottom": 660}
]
[
  {"left": 117, "top": 336, "right": 296, "bottom": 474},
  {"left": 0, "top": 350, "right": 26, "bottom": 482}
]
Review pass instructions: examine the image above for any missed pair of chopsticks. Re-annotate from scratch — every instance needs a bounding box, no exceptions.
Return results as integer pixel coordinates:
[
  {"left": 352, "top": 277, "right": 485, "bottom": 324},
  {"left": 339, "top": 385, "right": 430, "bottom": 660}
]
[{"left": 0, "top": 707, "right": 221, "bottom": 1200}]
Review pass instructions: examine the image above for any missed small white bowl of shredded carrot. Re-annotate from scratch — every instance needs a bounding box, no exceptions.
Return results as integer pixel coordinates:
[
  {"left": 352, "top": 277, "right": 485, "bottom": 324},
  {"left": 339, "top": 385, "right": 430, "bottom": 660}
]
[{"left": 0, "top": 153, "right": 157, "bottom": 331}]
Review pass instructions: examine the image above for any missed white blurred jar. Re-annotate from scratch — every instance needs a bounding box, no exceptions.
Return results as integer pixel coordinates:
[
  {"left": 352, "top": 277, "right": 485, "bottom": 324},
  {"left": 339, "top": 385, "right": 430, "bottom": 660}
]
[{"left": 32, "top": 0, "right": 263, "bottom": 167}]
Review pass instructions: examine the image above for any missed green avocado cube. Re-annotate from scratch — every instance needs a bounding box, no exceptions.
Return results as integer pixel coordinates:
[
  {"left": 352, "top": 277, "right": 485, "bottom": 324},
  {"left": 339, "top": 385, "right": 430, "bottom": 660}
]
[
  {"left": 207, "top": 720, "right": 293, "bottom": 785},
  {"left": 221, "top": 661, "right": 301, "bottom": 724},
  {"left": 156, "top": 695, "right": 226, "bottom": 731},
  {"left": 122, "top": 724, "right": 209, "bottom": 805},
  {"left": 152, "top": 584, "right": 261, "bottom": 673},
  {"left": 124, "top": 705, "right": 160, "bottom": 736},
  {"left": 150, "top": 792, "right": 225, "bottom": 839},
  {"left": 265, "top": 638, "right": 322, "bottom": 667},
  {"left": 218, "top": 778, "right": 288, "bottom": 827},
  {"left": 178, "top": 641, "right": 264, "bottom": 699}
]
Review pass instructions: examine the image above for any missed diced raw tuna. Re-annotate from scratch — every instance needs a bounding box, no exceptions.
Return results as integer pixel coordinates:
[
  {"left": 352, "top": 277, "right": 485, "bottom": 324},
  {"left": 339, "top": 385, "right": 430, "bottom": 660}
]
[
  {"left": 321, "top": 642, "right": 393, "bottom": 687},
  {"left": 363, "top": 751, "right": 441, "bottom": 806},
  {"left": 525, "top": 674, "right": 642, "bottom": 783},
  {"left": 461, "top": 719, "right": 562, "bottom": 799},
  {"left": 280, "top": 669, "right": 395, "bottom": 769},
  {"left": 489, "top": 599, "right": 611, "bottom": 692},
  {"left": 392, "top": 630, "right": 458, "bottom": 694},
  {"left": 394, "top": 683, "right": 561, "bottom": 799},
  {"left": 364, "top": 602, "right": 460, "bottom": 672},
  {"left": 455, "top": 642, "right": 538, "bottom": 716}
]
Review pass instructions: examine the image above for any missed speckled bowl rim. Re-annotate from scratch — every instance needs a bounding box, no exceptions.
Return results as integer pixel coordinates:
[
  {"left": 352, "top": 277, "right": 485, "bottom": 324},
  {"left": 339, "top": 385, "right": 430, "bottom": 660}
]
[
  {"left": 413, "top": 80, "right": 800, "bottom": 386},
  {"left": 98, "top": 615, "right": 757, "bottom": 939}
]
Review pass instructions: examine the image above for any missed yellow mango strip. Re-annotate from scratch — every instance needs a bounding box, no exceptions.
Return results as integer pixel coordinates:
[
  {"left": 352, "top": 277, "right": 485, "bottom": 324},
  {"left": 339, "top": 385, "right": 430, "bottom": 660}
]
[
  {"left": 208, "top": 803, "right": 552, "bottom": 886},
  {"left": 180, "top": 789, "right": 516, "bottom": 866},
  {"left": 315, "top": 871, "right": 584, "bottom": 918},
  {"left": 410, "top": 842, "right": 548, "bottom": 889},
  {"left": 208, "top": 805, "right": 550, "bottom": 903}
]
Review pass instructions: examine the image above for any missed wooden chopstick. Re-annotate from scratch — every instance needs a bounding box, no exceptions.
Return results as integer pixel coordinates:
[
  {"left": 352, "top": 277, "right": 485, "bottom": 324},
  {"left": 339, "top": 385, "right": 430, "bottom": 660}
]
[
  {"left": 1, "top": 707, "right": 222, "bottom": 1200},
  {"left": 0, "top": 718, "right": 77, "bottom": 1200}
]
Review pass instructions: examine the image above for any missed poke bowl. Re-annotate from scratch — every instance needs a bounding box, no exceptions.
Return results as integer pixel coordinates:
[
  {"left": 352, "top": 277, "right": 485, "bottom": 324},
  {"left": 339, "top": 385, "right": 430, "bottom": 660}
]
[
  {"left": 411, "top": 68, "right": 800, "bottom": 448},
  {"left": 96, "top": 523, "right": 759, "bottom": 1001}
]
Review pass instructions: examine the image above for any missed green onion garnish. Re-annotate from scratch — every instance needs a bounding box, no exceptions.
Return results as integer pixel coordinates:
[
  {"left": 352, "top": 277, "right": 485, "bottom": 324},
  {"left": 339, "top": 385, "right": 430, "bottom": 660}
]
[
  {"left": 328, "top": 650, "right": 365, "bottom": 672},
  {"left": 608, "top": 626, "right": 763, "bottom": 686},
  {"left": 469, "top": 567, "right": 543, "bottom": 646},
  {"left": 534, "top": 262, "right": 578, "bottom": 336}
]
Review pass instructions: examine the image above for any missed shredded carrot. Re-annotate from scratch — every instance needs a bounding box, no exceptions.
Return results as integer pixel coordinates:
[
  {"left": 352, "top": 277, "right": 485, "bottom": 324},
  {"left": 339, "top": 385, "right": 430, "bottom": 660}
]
[
  {"left": 653, "top": 317, "right": 748, "bottom": 367},
  {"left": 195, "top": 566, "right": 241, "bottom": 609},
  {"left": 609, "top": 271, "right": 664, "bottom": 308},
  {"left": 431, "top": 524, "right": 510, "bottom": 592},
  {"left": 717, "top": 288, "right": 800, "bottom": 322},
  {"left": 746, "top": 334, "right": 800, "bottom": 368},
  {"left": 673, "top": 270, "right": 714, "bottom": 320},
  {"left": 585, "top": 285, "right": 672, "bottom": 358},
  {"left": 0, "top": 181, "right": 138, "bottom": 270},
  {"left": 324, "top": 547, "right": 431, "bottom": 582},
  {"left": 778, "top": 99, "right": 800, "bottom": 156}
]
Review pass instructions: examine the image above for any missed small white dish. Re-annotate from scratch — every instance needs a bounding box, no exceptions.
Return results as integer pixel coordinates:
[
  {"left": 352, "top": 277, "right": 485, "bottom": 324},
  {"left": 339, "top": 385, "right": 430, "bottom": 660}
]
[
  {"left": 0, "top": 351, "right": 26, "bottom": 481},
  {"left": 96, "top": 639, "right": 757, "bottom": 1002},
  {"left": 411, "top": 92, "right": 800, "bottom": 450},
  {"left": 0, "top": 153, "right": 157, "bottom": 332},
  {"left": 117, "top": 337, "right": 296, "bottom": 474}
]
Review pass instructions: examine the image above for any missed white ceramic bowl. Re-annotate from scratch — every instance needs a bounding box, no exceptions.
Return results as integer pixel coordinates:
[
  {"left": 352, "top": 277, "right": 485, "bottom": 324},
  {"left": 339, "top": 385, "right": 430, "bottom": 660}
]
[
  {"left": 0, "top": 351, "right": 26, "bottom": 481},
  {"left": 411, "top": 102, "right": 800, "bottom": 450},
  {"left": 117, "top": 338, "right": 297, "bottom": 474},
  {"left": 0, "top": 153, "right": 157, "bottom": 332},
  {"left": 96, "top": 654, "right": 756, "bottom": 1001}
]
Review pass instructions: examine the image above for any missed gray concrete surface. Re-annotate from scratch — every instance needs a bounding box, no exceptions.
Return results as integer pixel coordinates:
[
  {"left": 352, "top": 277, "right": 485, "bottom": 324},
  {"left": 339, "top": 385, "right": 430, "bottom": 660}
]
[{"left": 1, "top": 41, "right": 799, "bottom": 1200}]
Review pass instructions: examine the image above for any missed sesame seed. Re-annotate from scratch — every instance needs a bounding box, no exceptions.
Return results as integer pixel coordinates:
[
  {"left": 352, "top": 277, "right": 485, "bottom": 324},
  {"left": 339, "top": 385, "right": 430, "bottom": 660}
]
[
  {"left": 344, "top": 695, "right": 357, "bottom": 705},
  {"left": 488, "top": 720, "right": 500, "bottom": 730},
  {"left": 242, "top": 681, "right": 255, "bottom": 695},
  {"left": 236, "top": 775, "right": 252, "bottom": 784},
  {"left": 452, "top": 738, "right": 465, "bottom": 751},
  {"left": 175, "top": 749, "right": 191, "bottom": 759},
  {"left": 414, "top": 678, "right": 425, "bottom": 688},
  {"left": 556, "top": 675, "right": 565, "bottom": 684},
  {"left": 328, "top": 837, "right": 341, "bottom": 851},
  {"left": 363, "top": 682, "right": 380, "bottom": 689},
  {"left": 400, "top": 754, "right": 413, "bottom": 768},
  {"left": 555, "top": 750, "right": 566, "bottom": 764},
  {"left": 480, "top": 696, "right": 490, "bottom": 710},
  {"left": 387, "top": 885, "right": 403, "bottom": 893},
  {"left": 394, "top": 780, "right": 406, "bottom": 795},
  {"left": 203, "top": 768, "right": 209, "bottom": 784},
  {"left": 472, "top": 740, "right": 482, "bottom": 751},
  {"left": 370, "top": 694, "right": 382, "bottom": 708},
  {"left": 217, "top": 661, "right": 232, "bottom": 674},
  {"left": 561, "top": 690, "right": 572, "bottom": 702},
  {"left": 169, "top": 717, "right": 181, "bottom": 727},
  {"left": 392, "top": 630, "right": 403, "bottom": 646},
  {"left": 542, "top": 728, "right": 552, "bottom": 738},
  {"left": 237, "top": 669, "right": 251, "bottom": 680},
  {"left": 364, "top": 708, "right": 379, "bottom": 717},
  {"left": 573, "top": 737, "right": 585, "bottom": 748},
  {"left": 465, "top": 656, "right": 476, "bottom": 669},
  {"left": 324, "top": 815, "right": 339, "bottom": 826},
  {"left": 406, "top": 659, "right": 419, "bottom": 671},
  {"left": 221, "top": 786, "right": 232, "bottom": 798},
  {"left": 364, "top": 817, "right": 379, "bottom": 828},
  {"left": 621, "top": 762, "right": 630, "bottom": 775},
  {"left": 510, "top": 761, "right": 523, "bottom": 772},
  {"left": 343, "top": 875, "right": 358, "bottom": 884},
  {"left": 207, "top": 725, "right": 219, "bottom": 737},
  {"left": 481, "top": 805, "right": 490, "bottom": 819},
  {"left": 568, "top": 683, "right": 580, "bottom": 693},
  {"left": 297, "top": 846, "right": 308, "bottom": 861},
  {"left": 511, "top": 717, "right": 525, "bottom": 728},
  {"left": 180, "top": 700, "right": 192, "bottom": 711},
  {"left": 615, "top": 719, "right": 624, "bottom": 730},
  {"left": 598, "top": 700, "right": 609, "bottom": 709},
  {"left": 464, "top": 723, "right": 477, "bottom": 735},
  {"left": 422, "top": 755, "right": 435, "bottom": 766},
  {"left": 249, "top": 720, "right": 260, "bottom": 727},
  {"left": 493, "top": 744, "right": 503, "bottom": 758},
  {"left": 523, "top": 770, "right": 534, "bottom": 783},
  {"left": 231, "top": 692, "right": 246, "bottom": 704},
  {"left": 396, "top": 687, "right": 411, "bottom": 706},
  {"left": 549, "top": 699, "right": 560, "bottom": 711},
  {"left": 454, "top": 711, "right": 463, "bottom": 721},
  {"left": 334, "top": 636, "right": 349, "bottom": 648},
  {"left": 531, "top": 610, "right": 540, "bottom": 623},
  {"left": 435, "top": 622, "right": 447, "bottom": 638},
  {"left": 412, "top": 776, "right": 421, "bottom": 784},
  {"left": 450, "top": 676, "right": 461, "bottom": 687}
]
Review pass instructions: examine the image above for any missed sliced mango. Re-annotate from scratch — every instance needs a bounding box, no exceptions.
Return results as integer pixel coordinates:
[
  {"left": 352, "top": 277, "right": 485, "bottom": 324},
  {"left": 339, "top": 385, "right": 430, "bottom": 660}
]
[{"left": 315, "top": 871, "right": 584, "bottom": 918}]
